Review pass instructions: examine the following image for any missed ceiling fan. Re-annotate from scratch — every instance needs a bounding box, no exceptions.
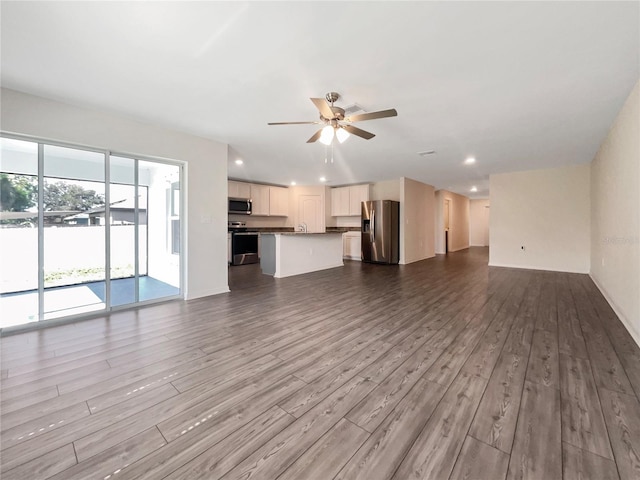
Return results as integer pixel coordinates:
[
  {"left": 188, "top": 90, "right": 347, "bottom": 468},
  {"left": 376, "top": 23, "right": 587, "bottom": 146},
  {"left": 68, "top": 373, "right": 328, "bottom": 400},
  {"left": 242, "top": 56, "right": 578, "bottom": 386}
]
[{"left": 268, "top": 92, "right": 398, "bottom": 145}]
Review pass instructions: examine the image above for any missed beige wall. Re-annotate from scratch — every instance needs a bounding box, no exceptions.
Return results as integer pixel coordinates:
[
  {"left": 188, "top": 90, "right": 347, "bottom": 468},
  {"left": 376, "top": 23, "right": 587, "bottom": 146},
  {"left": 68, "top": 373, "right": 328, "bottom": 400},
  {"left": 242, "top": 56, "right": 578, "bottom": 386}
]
[
  {"left": 434, "top": 190, "right": 470, "bottom": 254},
  {"left": 590, "top": 80, "right": 640, "bottom": 344},
  {"left": 0, "top": 88, "right": 230, "bottom": 300},
  {"left": 371, "top": 179, "right": 401, "bottom": 202},
  {"left": 400, "top": 177, "right": 435, "bottom": 264},
  {"left": 490, "top": 164, "right": 590, "bottom": 273},
  {"left": 469, "top": 199, "right": 490, "bottom": 246}
]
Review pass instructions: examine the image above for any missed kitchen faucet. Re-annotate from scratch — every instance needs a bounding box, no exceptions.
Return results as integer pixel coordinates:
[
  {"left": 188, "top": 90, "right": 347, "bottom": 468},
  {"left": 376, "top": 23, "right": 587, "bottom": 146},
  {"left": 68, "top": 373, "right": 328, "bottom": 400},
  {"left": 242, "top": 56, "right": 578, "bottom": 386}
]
[{"left": 298, "top": 222, "right": 307, "bottom": 233}]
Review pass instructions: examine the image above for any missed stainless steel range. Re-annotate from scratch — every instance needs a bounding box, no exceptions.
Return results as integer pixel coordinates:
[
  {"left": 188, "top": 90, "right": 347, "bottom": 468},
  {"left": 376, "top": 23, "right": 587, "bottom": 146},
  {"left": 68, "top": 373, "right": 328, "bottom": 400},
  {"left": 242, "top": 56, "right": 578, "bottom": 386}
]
[{"left": 228, "top": 221, "right": 259, "bottom": 266}]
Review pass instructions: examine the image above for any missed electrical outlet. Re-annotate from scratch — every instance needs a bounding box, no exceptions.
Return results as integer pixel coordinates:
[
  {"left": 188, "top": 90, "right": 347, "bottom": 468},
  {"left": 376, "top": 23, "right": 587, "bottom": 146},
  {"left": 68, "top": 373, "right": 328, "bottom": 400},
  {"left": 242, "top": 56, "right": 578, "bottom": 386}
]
[{"left": 601, "top": 257, "right": 605, "bottom": 267}]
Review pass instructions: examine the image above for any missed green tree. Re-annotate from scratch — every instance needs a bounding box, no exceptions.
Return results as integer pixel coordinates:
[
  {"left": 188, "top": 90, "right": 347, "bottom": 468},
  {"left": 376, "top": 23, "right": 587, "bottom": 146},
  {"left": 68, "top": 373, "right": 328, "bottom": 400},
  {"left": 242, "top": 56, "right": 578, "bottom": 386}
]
[
  {"left": 43, "top": 182, "right": 104, "bottom": 211},
  {"left": 0, "top": 174, "right": 36, "bottom": 211}
]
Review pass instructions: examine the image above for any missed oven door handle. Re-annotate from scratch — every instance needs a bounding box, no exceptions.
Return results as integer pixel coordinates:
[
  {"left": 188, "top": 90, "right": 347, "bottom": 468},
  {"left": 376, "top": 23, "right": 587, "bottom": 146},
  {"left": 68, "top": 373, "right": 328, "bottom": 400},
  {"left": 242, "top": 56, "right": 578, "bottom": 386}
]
[{"left": 232, "top": 232, "right": 259, "bottom": 236}]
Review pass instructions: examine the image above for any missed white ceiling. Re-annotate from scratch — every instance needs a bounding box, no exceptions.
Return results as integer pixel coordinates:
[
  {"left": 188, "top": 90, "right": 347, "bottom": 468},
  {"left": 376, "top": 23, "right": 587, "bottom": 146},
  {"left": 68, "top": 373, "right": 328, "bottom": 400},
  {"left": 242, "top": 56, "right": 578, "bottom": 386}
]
[{"left": 1, "top": 2, "right": 638, "bottom": 198}]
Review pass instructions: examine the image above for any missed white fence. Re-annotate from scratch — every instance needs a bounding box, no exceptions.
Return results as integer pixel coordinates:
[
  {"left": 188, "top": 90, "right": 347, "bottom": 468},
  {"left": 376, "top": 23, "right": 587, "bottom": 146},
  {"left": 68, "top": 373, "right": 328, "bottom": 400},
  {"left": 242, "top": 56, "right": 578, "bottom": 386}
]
[{"left": 0, "top": 225, "right": 147, "bottom": 293}]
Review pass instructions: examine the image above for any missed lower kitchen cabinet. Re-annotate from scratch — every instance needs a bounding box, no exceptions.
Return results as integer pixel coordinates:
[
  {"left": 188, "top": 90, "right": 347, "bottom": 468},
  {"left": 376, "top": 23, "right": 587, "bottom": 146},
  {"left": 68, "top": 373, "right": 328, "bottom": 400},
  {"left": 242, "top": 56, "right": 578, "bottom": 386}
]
[{"left": 343, "top": 231, "right": 362, "bottom": 260}]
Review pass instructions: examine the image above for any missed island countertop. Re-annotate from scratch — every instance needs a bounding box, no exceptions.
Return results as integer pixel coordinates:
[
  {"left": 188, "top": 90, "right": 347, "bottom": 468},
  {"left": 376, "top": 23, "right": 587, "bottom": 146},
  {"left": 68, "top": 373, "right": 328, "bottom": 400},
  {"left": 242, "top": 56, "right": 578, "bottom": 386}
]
[
  {"left": 260, "top": 231, "right": 344, "bottom": 278},
  {"left": 262, "top": 231, "right": 344, "bottom": 236}
]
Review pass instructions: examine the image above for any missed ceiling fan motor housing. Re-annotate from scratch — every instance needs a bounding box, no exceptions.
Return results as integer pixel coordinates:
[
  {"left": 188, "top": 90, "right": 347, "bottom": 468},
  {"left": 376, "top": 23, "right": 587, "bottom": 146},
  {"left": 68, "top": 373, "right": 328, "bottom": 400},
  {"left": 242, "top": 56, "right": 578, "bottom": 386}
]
[
  {"left": 320, "top": 106, "right": 345, "bottom": 122},
  {"left": 325, "top": 92, "right": 340, "bottom": 103}
]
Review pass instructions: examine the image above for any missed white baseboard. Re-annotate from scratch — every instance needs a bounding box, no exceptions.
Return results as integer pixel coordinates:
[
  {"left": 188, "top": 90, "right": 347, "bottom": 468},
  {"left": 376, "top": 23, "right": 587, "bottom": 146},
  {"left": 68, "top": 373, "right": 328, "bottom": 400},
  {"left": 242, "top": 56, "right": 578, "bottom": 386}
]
[
  {"left": 487, "top": 262, "right": 589, "bottom": 274},
  {"left": 185, "top": 285, "right": 230, "bottom": 300},
  {"left": 589, "top": 273, "right": 640, "bottom": 348},
  {"left": 400, "top": 253, "right": 436, "bottom": 265}
]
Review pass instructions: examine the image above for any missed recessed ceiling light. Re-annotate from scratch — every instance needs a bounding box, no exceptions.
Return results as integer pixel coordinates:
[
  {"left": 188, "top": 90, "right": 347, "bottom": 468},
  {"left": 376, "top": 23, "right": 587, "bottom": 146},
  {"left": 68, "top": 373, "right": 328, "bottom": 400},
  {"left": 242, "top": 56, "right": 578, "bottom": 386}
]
[
  {"left": 235, "top": 159, "right": 243, "bottom": 165},
  {"left": 464, "top": 157, "right": 476, "bottom": 165},
  {"left": 290, "top": 181, "right": 296, "bottom": 186},
  {"left": 319, "top": 177, "right": 327, "bottom": 182},
  {"left": 470, "top": 186, "right": 478, "bottom": 192}
]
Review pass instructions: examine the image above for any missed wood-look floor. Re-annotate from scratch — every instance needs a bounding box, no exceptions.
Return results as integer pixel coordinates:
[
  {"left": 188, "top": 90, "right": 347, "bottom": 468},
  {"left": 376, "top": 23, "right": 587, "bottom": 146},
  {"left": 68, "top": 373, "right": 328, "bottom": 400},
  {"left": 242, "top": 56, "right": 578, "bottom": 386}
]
[{"left": 2, "top": 247, "right": 639, "bottom": 480}]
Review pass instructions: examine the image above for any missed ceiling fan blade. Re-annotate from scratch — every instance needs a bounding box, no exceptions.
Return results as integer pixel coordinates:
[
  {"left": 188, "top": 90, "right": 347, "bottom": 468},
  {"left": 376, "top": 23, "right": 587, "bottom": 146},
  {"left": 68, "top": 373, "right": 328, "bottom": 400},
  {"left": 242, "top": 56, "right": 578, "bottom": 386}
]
[
  {"left": 310, "top": 97, "right": 335, "bottom": 119},
  {"left": 342, "top": 124, "right": 375, "bottom": 140},
  {"left": 306, "top": 129, "right": 323, "bottom": 143},
  {"left": 345, "top": 108, "right": 398, "bottom": 123},
  {"left": 268, "top": 121, "right": 320, "bottom": 125}
]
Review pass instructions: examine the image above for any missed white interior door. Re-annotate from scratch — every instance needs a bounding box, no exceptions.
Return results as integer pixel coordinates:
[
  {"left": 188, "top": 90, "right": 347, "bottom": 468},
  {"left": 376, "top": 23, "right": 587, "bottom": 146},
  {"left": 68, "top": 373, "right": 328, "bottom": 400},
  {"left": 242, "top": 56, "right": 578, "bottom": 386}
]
[{"left": 298, "top": 195, "right": 323, "bottom": 233}]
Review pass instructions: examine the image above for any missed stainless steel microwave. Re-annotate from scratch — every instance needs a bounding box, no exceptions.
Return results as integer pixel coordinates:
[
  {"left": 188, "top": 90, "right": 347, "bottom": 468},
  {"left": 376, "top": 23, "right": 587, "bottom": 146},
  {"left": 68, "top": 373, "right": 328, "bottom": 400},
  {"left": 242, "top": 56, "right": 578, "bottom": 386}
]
[{"left": 228, "top": 197, "right": 252, "bottom": 215}]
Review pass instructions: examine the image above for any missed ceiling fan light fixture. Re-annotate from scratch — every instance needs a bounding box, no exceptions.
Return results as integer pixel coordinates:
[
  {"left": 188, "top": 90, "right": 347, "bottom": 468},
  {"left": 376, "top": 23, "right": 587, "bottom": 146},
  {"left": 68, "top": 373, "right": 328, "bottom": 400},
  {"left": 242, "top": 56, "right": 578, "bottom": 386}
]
[
  {"left": 319, "top": 125, "right": 335, "bottom": 145},
  {"left": 336, "top": 127, "right": 350, "bottom": 143}
]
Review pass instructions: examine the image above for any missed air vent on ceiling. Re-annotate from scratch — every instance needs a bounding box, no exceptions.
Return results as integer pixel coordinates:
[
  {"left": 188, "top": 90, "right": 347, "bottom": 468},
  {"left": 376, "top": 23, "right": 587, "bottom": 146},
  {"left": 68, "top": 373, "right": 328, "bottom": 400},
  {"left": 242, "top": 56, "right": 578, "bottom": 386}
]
[
  {"left": 418, "top": 150, "right": 436, "bottom": 156},
  {"left": 343, "top": 103, "right": 365, "bottom": 116}
]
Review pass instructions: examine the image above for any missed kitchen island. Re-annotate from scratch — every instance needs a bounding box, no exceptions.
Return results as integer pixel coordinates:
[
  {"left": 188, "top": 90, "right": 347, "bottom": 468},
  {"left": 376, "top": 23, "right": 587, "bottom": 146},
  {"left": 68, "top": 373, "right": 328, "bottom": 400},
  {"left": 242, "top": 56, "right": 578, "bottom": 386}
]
[{"left": 260, "top": 232, "right": 344, "bottom": 278}]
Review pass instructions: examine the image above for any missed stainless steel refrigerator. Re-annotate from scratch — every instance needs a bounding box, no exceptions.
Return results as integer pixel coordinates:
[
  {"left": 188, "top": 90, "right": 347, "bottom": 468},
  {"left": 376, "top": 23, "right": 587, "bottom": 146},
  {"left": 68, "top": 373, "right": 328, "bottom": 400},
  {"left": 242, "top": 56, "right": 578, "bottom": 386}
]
[{"left": 361, "top": 200, "right": 399, "bottom": 264}]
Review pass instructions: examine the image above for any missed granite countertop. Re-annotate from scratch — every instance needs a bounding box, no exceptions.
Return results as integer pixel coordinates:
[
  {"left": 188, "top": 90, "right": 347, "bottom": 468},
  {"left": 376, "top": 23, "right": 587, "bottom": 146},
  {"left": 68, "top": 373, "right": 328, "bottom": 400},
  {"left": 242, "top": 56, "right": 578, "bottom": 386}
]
[
  {"left": 326, "top": 227, "right": 361, "bottom": 232},
  {"left": 246, "top": 227, "right": 361, "bottom": 234},
  {"left": 262, "top": 231, "right": 344, "bottom": 235},
  {"left": 246, "top": 227, "right": 294, "bottom": 232}
]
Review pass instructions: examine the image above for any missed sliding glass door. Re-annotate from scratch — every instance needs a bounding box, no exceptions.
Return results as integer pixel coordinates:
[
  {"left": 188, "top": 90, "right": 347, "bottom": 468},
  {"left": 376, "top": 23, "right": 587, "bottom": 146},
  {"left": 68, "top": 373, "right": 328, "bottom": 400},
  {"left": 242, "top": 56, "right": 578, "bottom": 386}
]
[
  {"left": 43, "top": 145, "right": 106, "bottom": 319},
  {"left": 0, "top": 138, "right": 39, "bottom": 326},
  {"left": 0, "top": 135, "right": 183, "bottom": 329},
  {"left": 139, "top": 160, "right": 180, "bottom": 302},
  {"left": 109, "top": 155, "right": 138, "bottom": 307}
]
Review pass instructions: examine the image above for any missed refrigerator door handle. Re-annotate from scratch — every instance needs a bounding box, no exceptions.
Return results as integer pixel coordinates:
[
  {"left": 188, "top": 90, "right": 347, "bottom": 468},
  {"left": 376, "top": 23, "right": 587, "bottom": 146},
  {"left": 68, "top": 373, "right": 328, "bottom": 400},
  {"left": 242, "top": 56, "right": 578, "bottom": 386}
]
[{"left": 371, "top": 209, "right": 375, "bottom": 243}]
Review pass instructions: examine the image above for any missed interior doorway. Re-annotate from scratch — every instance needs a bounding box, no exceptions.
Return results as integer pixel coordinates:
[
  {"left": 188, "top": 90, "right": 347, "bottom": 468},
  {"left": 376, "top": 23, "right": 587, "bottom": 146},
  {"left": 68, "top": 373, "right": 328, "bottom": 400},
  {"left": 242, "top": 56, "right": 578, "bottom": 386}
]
[{"left": 444, "top": 198, "right": 451, "bottom": 254}]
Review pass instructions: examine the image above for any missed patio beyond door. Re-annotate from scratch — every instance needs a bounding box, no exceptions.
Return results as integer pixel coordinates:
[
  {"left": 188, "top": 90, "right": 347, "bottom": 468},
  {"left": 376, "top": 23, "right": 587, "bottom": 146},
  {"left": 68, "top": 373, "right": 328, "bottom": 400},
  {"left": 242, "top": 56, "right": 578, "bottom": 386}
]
[{"left": 0, "top": 137, "right": 183, "bottom": 328}]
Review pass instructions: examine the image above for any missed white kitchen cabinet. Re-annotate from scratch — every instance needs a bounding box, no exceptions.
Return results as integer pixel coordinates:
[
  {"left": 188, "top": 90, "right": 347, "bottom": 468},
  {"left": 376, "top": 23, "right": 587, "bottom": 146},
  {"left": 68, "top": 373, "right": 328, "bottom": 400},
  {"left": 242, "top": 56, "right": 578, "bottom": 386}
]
[
  {"left": 251, "top": 184, "right": 270, "bottom": 216},
  {"left": 269, "top": 186, "right": 289, "bottom": 217},
  {"left": 349, "top": 184, "right": 370, "bottom": 215},
  {"left": 228, "top": 180, "right": 251, "bottom": 199},
  {"left": 331, "top": 186, "right": 350, "bottom": 216},
  {"left": 331, "top": 184, "right": 370, "bottom": 216},
  {"left": 343, "top": 231, "right": 362, "bottom": 260}
]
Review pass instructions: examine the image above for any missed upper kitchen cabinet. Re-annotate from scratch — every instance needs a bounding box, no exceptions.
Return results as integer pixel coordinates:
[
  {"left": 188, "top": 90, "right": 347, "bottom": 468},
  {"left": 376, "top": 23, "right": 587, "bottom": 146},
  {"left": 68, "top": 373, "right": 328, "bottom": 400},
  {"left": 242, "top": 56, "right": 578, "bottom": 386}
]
[
  {"left": 349, "top": 184, "right": 370, "bottom": 215},
  {"left": 331, "top": 186, "right": 350, "bottom": 216},
  {"left": 250, "top": 184, "right": 270, "bottom": 216},
  {"left": 228, "top": 180, "right": 251, "bottom": 199},
  {"left": 269, "top": 186, "right": 289, "bottom": 217},
  {"left": 331, "top": 184, "right": 370, "bottom": 216}
]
